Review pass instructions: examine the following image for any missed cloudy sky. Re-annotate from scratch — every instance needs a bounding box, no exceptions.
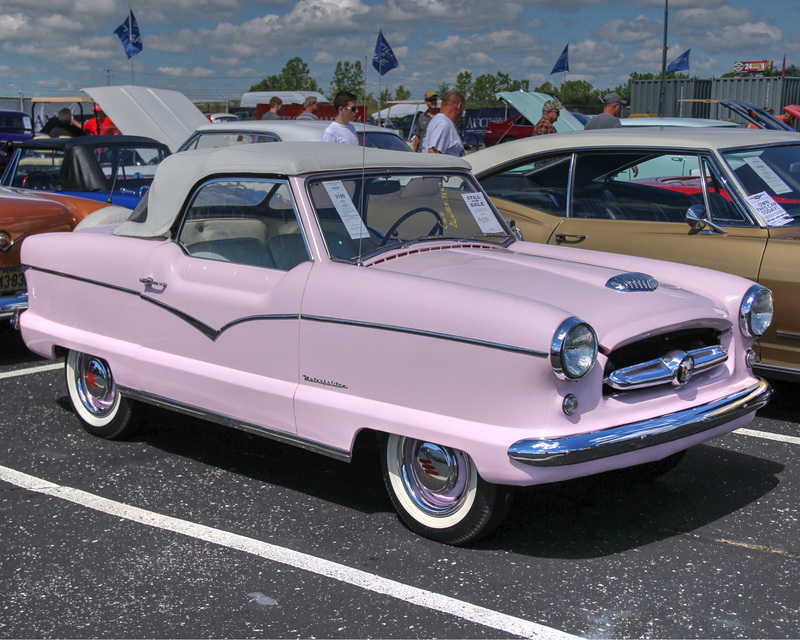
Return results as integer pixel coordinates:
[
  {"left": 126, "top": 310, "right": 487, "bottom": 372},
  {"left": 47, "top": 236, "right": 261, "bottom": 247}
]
[{"left": 1, "top": 0, "right": 796, "bottom": 102}]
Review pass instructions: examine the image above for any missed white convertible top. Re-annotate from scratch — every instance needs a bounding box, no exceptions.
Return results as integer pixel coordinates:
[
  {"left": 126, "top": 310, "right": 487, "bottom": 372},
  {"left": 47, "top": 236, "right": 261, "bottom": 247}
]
[{"left": 113, "top": 142, "right": 472, "bottom": 238}]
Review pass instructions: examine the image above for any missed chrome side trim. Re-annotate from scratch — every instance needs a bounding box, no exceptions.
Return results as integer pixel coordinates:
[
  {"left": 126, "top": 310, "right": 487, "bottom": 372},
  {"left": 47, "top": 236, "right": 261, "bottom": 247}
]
[
  {"left": 605, "top": 345, "right": 727, "bottom": 390},
  {"left": 776, "top": 330, "right": 800, "bottom": 341},
  {"left": 508, "top": 379, "right": 771, "bottom": 466},
  {"left": 26, "top": 265, "right": 548, "bottom": 357},
  {"left": 25, "top": 265, "right": 298, "bottom": 340},
  {"left": 752, "top": 362, "right": 800, "bottom": 383},
  {"left": 118, "top": 386, "right": 352, "bottom": 462},
  {"left": 301, "top": 314, "right": 549, "bottom": 358}
]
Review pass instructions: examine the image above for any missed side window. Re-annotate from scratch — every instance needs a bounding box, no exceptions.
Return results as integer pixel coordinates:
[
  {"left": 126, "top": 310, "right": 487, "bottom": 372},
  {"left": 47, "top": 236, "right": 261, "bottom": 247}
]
[
  {"left": 572, "top": 151, "right": 701, "bottom": 222},
  {"left": 479, "top": 154, "right": 570, "bottom": 217},
  {"left": 178, "top": 179, "right": 310, "bottom": 271}
]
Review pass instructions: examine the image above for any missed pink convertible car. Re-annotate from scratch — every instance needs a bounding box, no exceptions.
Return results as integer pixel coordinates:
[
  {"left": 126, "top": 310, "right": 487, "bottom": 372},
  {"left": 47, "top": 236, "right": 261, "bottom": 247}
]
[{"left": 20, "top": 142, "right": 772, "bottom": 544}]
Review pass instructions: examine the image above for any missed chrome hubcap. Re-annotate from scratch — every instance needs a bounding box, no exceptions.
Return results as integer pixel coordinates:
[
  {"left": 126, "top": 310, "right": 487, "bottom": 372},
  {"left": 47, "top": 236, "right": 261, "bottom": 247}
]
[
  {"left": 398, "top": 438, "right": 470, "bottom": 517},
  {"left": 75, "top": 355, "right": 116, "bottom": 416}
]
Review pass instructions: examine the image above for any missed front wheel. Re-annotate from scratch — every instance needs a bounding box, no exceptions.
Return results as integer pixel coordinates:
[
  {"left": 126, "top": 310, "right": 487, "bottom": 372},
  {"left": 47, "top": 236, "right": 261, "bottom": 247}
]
[
  {"left": 65, "top": 350, "right": 138, "bottom": 439},
  {"left": 381, "top": 434, "right": 513, "bottom": 545}
]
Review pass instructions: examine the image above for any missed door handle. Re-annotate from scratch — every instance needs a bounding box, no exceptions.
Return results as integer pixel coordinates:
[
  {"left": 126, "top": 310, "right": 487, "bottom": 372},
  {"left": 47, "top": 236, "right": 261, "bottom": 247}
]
[
  {"left": 140, "top": 277, "right": 167, "bottom": 288},
  {"left": 555, "top": 234, "right": 586, "bottom": 243}
]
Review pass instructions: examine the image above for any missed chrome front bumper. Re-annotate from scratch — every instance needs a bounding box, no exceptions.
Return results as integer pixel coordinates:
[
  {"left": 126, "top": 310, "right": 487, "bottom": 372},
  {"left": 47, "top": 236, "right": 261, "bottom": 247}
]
[
  {"left": 0, "top": 292, "right": 28, "bottom": 321},
  {"left": 509, "top": 379, "right": 771, "bottom": 467}
]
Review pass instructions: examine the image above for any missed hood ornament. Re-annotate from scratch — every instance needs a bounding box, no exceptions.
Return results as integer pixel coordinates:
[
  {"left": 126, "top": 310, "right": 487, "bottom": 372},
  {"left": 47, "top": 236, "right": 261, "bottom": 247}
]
[{"left": 606, "top": 272, "right": 659, "bottom": 292}]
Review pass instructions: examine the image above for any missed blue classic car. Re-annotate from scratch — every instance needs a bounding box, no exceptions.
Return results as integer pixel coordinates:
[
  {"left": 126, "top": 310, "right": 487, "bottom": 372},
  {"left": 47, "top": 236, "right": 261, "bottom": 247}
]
[
  {"left": 0, "top": 110, "right": 34, "bottom": 171},
  {"left": 1, "top": 135, "right": 170, "bottom": 209}
]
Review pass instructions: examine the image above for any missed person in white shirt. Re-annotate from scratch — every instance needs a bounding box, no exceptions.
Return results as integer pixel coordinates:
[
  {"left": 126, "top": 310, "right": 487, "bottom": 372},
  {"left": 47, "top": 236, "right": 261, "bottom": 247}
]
[
  {"left": 421, "top": 89, "right": 465, "bottom": 157},
  {"left": 321, "top": 91, "right": 359, "bottom": 145}
]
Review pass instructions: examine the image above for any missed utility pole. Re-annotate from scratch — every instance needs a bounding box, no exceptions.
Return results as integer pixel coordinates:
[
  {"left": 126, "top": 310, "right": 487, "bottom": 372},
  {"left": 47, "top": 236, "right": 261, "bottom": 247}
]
[
  {"left": 104, "top": 69, "right": 113, "bottom": 86},
  {"left": 658, "top": 0, "right": 669, "bottom": 117}
]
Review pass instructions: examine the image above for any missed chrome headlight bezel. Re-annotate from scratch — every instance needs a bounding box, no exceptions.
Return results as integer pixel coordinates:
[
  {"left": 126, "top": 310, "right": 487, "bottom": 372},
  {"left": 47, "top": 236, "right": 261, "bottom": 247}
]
[
  {"left": 551, "top": 317, "right": 598, "bottom": 381},
  {"left": 740, "top": 285, "right": 773, "bottom": 339}
]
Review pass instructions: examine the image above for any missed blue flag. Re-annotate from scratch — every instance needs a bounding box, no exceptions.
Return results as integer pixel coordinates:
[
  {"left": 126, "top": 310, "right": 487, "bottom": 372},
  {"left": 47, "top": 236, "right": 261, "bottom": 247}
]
[
  {"left": 666, "top": 49, "right": 690, "bottom": 74},
  {"left": 114, "top": 9, "right": 143, "bottom": 59},
  {"left": 372, "top": 30, "right": 399, "bottom": 76},
  {"left": 550, "top": 44, "right": 569, "bottom": 74}
]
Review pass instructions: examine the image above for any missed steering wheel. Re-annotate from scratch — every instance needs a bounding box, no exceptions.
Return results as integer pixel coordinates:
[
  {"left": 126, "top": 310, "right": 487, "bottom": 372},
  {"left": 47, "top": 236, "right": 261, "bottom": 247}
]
[
  {"left": 21, "top": 171, "right": 55, "bottom": 190},
  {"left": 380, "top": 207, "right": 444, "bottom": 246}
]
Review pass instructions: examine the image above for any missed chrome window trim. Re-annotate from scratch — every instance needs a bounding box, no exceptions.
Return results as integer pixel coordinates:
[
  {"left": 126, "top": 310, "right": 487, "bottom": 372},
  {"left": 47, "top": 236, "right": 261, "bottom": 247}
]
[{"left": 174, "top": 176, "right": 312, "bottom": 269}]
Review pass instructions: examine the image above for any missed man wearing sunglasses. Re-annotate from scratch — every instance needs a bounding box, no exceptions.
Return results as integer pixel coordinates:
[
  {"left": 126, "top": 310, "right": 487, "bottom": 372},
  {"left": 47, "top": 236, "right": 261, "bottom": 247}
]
[
  {"left": 409, "top": 91, "right": 439, "bottom": 152},
  {"left": 321, "top": 91, "right": 359, "bottom": 145}
]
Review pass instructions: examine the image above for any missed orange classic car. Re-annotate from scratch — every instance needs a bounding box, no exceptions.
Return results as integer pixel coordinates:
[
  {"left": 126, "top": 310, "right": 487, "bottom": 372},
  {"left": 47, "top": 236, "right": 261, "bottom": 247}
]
[{"left": 0, "top": 187, "right": 124, "bottom": 323}]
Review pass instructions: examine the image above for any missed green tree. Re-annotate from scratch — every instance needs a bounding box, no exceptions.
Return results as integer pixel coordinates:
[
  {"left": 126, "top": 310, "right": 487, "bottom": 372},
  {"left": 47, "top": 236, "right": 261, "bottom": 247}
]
[
  {"left": 558, "top": 80, "right": 602, "bottom": 111},
  {"left": 473, "top": 73, "right": 497, "bottom": 101},
  {"left": 394, "top": 85, "right": 411, "bottom": 100},
  {"left": 534, "top": 81, "right": 556, "bottom": 95},
  {"left": 249, "top": 57, "right": 320, "bottom": 92},
  {"left": 330, "top": 60, "right": 369, "bottom": 97},
  {"left": 436, "top": 81, "right": 450, "bottom": 97},
  {"left": 495, "top": 71, "right": 529, "bottom": 93},
  {"left": 455, "top": 71, "right": 473, "bottom": 100}
]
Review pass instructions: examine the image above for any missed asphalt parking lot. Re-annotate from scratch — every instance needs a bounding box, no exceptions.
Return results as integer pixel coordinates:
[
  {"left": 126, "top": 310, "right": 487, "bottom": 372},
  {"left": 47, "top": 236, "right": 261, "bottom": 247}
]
[{"left": 2, "top": 327, "right": 799, "bottom": 639}]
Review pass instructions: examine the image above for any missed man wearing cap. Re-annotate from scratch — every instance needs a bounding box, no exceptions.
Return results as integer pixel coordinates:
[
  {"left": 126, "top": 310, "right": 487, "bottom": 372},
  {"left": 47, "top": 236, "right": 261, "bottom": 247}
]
[
  {"left": 533, "top": 99, "right": 563, "bottom": 136},
  {"left": 409, "top": 91, "right": 439, "bottom": 152},
  {"left": 584, "top": 92, "right": 626, "bottom": 130}
]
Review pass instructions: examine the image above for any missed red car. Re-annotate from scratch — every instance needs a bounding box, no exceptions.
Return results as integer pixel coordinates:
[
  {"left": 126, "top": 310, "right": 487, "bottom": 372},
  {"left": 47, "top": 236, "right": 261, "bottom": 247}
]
[{"left": 483, "top": 114, "right": 535, "bottom": 146}]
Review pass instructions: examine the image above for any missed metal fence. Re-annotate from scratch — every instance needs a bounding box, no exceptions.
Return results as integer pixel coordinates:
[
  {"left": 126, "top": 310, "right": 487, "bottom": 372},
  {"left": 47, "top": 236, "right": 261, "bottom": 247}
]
[{"left": 631, "top": 77, "right": 800, "bottom": 123}]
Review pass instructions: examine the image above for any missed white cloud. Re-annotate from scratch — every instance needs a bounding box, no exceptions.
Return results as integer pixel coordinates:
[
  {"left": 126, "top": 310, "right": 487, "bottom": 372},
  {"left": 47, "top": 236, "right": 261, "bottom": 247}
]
[
  {"left": 593, "top": 15, "right": 661, "bottom": 43},
  {"left": 157, "top": 66, "right": 215, "bottom": 78}
]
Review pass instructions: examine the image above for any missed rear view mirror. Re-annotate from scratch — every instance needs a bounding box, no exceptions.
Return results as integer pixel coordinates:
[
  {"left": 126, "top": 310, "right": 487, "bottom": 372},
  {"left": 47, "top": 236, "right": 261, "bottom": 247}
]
[{"left": 685, "top": 204, "right": 727, "bottom": 234}]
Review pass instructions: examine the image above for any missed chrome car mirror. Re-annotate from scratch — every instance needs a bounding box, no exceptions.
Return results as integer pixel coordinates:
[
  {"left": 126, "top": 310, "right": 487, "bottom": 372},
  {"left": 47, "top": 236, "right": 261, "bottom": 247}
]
[
  {"left": 506, "top": 219, "right": 524, "bottom": 241},
  {"left": 685, "top": 204, "right": 727, "bottom": 235}
]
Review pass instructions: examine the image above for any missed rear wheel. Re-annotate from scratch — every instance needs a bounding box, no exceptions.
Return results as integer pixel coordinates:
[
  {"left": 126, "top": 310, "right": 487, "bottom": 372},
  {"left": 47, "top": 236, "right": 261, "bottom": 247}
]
[
  {"left": 65, "top": 350, "right": 138, "bottom": 439},
  {"left": 381, "top": 434, "right": 512, "bottom": 545}
]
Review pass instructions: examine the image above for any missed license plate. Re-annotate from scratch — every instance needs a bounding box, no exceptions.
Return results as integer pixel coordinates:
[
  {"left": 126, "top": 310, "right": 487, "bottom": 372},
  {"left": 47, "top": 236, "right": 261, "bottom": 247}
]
[{"left": 0, "top": 266, "right": 26, "bottom": 295}]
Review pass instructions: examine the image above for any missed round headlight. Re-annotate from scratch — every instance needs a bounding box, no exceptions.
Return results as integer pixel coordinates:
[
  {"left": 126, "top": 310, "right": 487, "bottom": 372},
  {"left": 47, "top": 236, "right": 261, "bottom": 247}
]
[
  {"left": 551, "top": 317, "right": 598, "bottom": 380},
  {"left": 740, "top": 285, "right": 773, "bottom": 338}
]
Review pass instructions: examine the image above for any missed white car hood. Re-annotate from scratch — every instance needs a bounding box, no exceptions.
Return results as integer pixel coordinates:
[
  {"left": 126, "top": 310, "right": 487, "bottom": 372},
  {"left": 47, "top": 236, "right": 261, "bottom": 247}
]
[{"left": 81, "top": 85, "right": 208, "bottom": 152}]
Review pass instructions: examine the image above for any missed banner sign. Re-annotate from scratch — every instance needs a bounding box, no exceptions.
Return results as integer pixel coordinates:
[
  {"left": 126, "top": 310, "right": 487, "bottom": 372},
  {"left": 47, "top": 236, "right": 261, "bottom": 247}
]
[
  {"left": 733, "top": 60, "right": 773, "bottom": 74},
  {"left": 463, "top": 108, "right": 517, "bottom": 147}
]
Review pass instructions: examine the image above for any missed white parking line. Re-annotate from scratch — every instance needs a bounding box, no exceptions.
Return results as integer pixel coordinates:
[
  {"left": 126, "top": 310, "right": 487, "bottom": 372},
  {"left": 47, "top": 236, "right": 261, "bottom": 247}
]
[
  {"left": 735, "top": 428, "right": 800, "bottom": 446},
  {"left": 0, "top": 362, "right": 64, "bottom": 379},
  {"left": 0, "top": 465, "right": 576, "bottom": 640}
]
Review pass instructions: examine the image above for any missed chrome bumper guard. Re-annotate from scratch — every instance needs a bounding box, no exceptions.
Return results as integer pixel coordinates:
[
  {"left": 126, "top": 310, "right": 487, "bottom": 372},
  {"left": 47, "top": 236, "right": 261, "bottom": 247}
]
[{"left": 509, "top": 379, "right": 771, "bottom": 467}]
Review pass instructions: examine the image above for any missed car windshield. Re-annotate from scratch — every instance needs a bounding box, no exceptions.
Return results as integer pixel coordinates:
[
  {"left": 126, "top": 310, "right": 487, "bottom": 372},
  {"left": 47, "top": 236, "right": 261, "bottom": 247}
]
[
  {"left": 722, "top": 144, "right": 800, "bottom": 225},
  {"left": 307, "top": 171, "right": 512, "bottom": 262},
  {"left": 0, "top": 113, "right": 31, "bottom": 131}
]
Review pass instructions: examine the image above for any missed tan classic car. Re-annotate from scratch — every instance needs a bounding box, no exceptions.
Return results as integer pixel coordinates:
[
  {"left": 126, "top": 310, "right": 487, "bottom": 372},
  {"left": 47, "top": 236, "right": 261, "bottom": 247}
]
[
  {"left": 0, "top": 187, "right": 124, "bottom": 322},
  {"left": 469, "top": 128, "right": 800, "bottom": 381}
]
